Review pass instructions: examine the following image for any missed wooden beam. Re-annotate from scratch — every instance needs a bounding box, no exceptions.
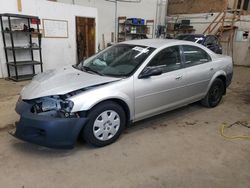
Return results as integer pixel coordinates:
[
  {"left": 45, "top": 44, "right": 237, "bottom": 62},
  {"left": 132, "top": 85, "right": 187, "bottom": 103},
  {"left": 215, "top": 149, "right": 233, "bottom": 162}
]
[
  {"left": 233, "top": 0, "right": 239, "bottom": 9},
  {"left": 17, "top": 0, "right": 22, "bottom": 12},
  {"left": 167, "top": 0, "right": 228, "bottom": 15},
  {"left": 240, "top": 0, "right": 244, "bottom": 10}
]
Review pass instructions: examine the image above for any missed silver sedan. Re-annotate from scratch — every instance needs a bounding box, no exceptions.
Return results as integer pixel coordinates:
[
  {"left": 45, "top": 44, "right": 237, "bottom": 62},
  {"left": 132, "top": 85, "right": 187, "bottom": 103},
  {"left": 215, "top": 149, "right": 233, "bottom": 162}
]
[{"left": 13, "top": 39, "right": 233, "bottom": 149}]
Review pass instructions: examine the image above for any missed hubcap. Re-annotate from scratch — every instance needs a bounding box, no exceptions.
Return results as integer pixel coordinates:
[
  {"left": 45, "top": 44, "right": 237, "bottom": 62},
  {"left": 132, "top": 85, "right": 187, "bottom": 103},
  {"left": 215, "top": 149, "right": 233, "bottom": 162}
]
[{"left": 93, "top": 110, "right": 120, "bottom": 141}]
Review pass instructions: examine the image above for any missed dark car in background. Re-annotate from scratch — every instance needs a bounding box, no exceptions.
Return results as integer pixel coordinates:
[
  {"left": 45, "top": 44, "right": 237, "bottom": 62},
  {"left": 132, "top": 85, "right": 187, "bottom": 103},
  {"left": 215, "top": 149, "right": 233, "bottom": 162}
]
[{"left": 176, "top": 34, "right": 223, "bottom": 54}]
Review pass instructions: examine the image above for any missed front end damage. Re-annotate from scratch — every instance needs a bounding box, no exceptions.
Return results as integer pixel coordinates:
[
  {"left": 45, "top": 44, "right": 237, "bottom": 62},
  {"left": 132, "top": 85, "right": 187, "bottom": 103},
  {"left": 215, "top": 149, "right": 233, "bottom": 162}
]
[
  {"left": 9, "top": 65, "right": 122, "bottom": 149},
  {"left": 12, "top": 94, "right": 88, "bottom": 149}
]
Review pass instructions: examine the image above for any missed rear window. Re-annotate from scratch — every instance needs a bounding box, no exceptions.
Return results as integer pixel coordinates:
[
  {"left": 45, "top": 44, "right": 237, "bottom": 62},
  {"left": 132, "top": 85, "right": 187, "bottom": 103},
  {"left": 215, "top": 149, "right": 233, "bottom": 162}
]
[{"left": 182, "top": 45, "right": 211, "bottom": 67}]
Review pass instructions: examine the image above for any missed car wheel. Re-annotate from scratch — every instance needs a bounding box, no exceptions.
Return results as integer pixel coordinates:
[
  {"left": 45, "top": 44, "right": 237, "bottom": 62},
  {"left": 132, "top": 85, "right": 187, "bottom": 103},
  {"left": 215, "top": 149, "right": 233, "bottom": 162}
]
[
  {"left": 83, "top": 101, "right": 126, "bottom": 147},
  {"left": 201, "top": 78, "right": 225, "bottom": 108}
]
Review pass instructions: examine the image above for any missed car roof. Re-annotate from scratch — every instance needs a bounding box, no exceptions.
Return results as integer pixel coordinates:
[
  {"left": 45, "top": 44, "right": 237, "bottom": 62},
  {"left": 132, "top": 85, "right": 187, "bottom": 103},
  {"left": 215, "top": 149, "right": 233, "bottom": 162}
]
[
  {"left": 178, "top": 34, "right": 218, "bottom": 38},
  {"left": 120, "top": 39, "right": 199, "bottom": 49}
]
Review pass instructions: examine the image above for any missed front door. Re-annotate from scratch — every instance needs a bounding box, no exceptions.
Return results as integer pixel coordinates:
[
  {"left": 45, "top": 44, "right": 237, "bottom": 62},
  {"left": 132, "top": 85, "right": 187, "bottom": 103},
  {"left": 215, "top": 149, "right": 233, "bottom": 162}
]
[
  {"left": 76, "top": 17, "right": 96, "bottom": 64},
  {"left": 134, "top": 46, "right": 188, "bottom": 121}
]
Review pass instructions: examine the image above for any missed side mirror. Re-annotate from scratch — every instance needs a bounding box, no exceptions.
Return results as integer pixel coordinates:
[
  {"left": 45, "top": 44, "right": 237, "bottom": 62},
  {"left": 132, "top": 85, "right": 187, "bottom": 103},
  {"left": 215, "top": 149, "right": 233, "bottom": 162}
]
[{"left": 139, "top": 67, "right": 162, "bottom": 79}]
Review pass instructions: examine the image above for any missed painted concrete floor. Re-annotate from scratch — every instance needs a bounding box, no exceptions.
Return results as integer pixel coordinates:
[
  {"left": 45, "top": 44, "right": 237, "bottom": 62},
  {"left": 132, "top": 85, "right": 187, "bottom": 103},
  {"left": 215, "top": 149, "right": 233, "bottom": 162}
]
[{"left": 0, "top": 67, "right": 249, "bottom": 188}]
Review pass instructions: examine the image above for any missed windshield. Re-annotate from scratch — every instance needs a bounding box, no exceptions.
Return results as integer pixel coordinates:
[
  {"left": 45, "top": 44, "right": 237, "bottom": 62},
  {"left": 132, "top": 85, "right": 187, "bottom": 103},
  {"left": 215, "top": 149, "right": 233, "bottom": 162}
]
[
  {"left": 75, "top": 44, "right": 155, "bottom": 77},
  {"left": 176, "top": 35, "right": 205, "bottom": 44}
]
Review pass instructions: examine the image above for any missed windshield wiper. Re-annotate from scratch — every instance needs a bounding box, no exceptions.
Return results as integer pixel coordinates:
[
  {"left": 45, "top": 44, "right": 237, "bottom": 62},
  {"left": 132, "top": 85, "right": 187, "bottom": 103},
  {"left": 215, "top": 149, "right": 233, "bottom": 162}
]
[
  {"left": 72, "top": 64, "right": 79, "bottom": 70},
  {"left": 82, "top": 66, "right": 104, "bottom": 76}
]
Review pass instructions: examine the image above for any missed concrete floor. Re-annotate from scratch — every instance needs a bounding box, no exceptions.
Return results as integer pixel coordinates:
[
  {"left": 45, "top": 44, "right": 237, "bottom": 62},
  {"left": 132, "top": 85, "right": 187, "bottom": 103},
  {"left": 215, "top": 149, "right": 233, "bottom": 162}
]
[{"left": 0, "top": 67, "right": 249, "bottom": 188}]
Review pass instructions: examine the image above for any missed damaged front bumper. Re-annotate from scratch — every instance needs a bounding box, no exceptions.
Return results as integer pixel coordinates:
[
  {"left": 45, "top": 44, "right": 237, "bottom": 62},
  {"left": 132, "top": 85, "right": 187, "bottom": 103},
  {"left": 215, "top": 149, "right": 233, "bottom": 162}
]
[{"left": 11, "top": 100, "right": 87, "bottom": 149}]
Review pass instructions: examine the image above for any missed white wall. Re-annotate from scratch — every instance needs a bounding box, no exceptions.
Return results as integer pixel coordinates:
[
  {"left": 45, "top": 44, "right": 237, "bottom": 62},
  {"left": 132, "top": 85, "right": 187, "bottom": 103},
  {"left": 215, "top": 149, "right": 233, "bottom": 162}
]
[
  {"left": 234, "top": 15, "right": 250, "bottom": 66},
  {"left": 0, "top": 0, "right": 98, "bottom": 78},
  {"left": 57, "top": 0, "right": 160, "bottom": 46}
]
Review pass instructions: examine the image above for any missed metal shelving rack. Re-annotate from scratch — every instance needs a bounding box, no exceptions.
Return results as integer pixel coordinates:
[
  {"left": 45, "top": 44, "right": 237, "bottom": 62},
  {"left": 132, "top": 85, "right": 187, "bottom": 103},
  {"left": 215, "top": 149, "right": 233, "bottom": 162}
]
[
  {"left": 0, "top": 13, "right": 43, "bottom": 81},
  {"left": 118, "top": 16, "right": 154, "bottom": 42}
]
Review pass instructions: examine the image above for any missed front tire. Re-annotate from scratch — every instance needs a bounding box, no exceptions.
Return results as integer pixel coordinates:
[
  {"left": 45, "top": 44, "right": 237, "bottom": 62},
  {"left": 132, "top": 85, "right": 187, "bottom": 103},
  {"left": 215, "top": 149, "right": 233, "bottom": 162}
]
[
  {"left": 201, "top": 78, "right": 225, "bottom": 108},
  {"left": 83, "top": 101, "right": 126, "bottom": 147}
]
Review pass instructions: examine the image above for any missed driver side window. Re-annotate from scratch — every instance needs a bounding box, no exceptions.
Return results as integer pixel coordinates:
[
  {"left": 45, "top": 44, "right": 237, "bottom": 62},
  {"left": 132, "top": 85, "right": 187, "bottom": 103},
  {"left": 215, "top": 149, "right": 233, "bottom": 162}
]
[{"left": 147, "top": 46, "right": 182, "bottom": 73}]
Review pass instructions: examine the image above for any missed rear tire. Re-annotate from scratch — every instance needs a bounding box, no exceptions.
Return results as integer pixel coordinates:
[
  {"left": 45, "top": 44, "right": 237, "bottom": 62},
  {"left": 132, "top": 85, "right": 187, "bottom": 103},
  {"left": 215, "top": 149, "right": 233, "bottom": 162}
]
[
  {"left": 83, "top": 101, "right": 126, "bottom": 147},
  {"left": 201, "top": 78, "right": 225, "bottom": 108}
]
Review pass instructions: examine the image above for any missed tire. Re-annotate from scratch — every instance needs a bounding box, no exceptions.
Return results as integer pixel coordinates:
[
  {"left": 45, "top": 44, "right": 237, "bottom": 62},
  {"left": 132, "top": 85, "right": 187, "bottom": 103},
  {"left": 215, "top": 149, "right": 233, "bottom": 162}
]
[
  {"left": 83, "top": 101, "right": 126, "bottom": 147},
  {"left": 201, "top": 78, "right": 225, "bottom": 108}
]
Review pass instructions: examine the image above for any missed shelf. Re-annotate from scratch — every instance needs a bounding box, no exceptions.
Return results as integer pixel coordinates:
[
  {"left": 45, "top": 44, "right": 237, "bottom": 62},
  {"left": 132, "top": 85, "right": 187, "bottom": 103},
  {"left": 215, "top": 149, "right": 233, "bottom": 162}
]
[
  {"left": 0, "top": 13, "right": 39, "bottom": 19},
  {"left": 128, "top": 33, "right": 147, "bottom": 35},
  {"left": 119, "top": 23, "right": 147, "bottom": 27},
  {"left": 8, "top": 74, "right": 36, "bottom": 81},
  {"left": 7, "top": 61, "right": 42, "bottom": 66},
  {"left": 1, "top": 13, "right": 43, "bottom": 82},
  {"left": 167, "top": 28, "right": 195, "bottom": 32},
  {"left": 2, "top": 30, "right": 40, "bottom": 35},
  {"left": 118, "top": 16, "right": 154, "bottom": 41},
  {"left": 5, "top": 46, "right": 41, "bottom": 50},
  {"left": 119, "top": 32, "right": 147, "bottom": 35}
]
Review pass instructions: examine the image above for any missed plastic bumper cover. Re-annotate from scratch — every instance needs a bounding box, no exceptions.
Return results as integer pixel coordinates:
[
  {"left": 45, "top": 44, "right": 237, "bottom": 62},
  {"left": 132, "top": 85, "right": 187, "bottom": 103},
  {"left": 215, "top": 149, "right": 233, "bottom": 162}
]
[{"left": 12, "top": 100, "right": 87, "bottom": 149}]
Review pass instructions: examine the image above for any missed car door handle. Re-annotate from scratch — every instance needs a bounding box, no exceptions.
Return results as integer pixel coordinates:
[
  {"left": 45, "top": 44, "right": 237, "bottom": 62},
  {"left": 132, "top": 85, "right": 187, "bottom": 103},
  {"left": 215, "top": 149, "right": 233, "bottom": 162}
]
[{"left": 175, "top": 76, "right": 183, "bottom": 80}]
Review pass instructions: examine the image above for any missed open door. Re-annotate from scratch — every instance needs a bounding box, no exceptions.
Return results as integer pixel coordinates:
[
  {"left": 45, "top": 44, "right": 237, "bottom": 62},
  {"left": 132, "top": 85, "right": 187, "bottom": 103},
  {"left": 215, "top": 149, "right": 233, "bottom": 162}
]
[{"left": 76, "top": 17, "right": 96, "bottom": 64}]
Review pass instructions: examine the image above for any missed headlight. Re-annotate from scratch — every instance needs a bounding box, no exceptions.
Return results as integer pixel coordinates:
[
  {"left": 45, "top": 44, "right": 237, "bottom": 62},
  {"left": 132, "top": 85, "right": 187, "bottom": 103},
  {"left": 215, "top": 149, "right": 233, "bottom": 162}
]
[
  {"left": 61, "top": 100, "right": 74, "bottom": 113},
  {"left": 31, "top": 96, "right": 74, "bottom": 115}
]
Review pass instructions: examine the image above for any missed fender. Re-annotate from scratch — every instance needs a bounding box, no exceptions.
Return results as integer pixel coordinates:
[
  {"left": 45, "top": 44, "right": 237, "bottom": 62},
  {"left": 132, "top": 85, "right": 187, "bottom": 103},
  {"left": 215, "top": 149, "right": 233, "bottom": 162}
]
[
  {"left": 68, "top": 81, "right": 134, "bottom": 120},
  {"left": 205, "top": 70, "right": 227, "bottom": 94}
]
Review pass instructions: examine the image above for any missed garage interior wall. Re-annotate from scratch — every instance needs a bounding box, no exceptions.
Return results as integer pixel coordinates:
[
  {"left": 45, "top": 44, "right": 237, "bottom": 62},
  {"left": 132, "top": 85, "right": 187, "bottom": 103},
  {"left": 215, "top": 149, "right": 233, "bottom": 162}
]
[
  {"left": 57, "top": 0, "right": 166, "bottom": 47},
  {"left": 0, "top": 0, "right": 98, "bottom": 78},
  {"left": 167, "top": 0, "right": 250, "bottom": 66}
]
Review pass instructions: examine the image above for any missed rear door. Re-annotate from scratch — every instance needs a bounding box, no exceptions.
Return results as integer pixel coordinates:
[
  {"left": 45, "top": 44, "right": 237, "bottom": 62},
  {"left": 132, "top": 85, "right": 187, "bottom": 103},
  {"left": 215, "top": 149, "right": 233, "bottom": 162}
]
[{"left": 181, "top": 45, "right": 215, "bottom": 101}]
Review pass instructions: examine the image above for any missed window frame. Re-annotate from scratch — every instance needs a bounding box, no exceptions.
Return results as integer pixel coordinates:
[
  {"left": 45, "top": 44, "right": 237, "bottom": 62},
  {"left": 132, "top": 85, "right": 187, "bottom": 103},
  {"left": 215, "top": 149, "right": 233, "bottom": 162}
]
[{"left": 180, "top": 45, "right": 212, "bottom": 68}]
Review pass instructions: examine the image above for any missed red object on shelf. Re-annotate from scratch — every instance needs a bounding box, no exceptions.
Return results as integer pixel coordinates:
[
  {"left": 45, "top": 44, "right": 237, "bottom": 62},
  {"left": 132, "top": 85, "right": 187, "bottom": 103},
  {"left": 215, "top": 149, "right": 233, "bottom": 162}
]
[{"left": 31, "top": 18, "right": 40, "bottom": 25}]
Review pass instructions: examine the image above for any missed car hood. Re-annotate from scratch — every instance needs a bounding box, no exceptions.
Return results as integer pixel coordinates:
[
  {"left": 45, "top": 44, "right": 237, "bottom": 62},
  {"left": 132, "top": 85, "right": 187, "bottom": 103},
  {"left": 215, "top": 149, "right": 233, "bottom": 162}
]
[{"left": 21, "top": 65, "right": 121, "bottom": 100}]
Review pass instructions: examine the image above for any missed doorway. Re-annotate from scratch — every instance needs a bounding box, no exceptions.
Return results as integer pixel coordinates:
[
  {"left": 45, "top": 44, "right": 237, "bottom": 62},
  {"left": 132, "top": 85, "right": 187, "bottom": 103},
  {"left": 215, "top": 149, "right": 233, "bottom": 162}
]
[
  {"left": 238, "top": 0, "right": 250, "bottom": 10},
  {"left": 76, "top": 17, "right": 96, "bottom": 64}
]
